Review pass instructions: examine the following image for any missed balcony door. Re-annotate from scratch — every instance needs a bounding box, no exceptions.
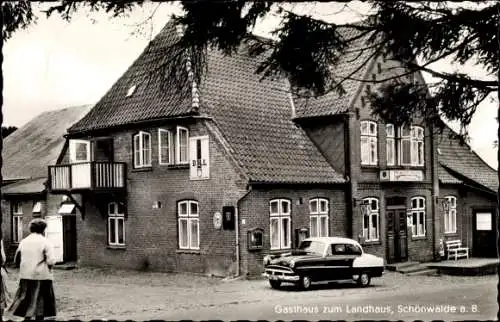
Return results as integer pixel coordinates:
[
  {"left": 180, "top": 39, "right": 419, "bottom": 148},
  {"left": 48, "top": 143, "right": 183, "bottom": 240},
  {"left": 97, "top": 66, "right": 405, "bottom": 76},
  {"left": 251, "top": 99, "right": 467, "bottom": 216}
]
[
  {"left": 69, "top": 140, "right": 91, "bottom": 188},
  {"left": 93, "top": 138, "right": 114, "bottom": 162}
]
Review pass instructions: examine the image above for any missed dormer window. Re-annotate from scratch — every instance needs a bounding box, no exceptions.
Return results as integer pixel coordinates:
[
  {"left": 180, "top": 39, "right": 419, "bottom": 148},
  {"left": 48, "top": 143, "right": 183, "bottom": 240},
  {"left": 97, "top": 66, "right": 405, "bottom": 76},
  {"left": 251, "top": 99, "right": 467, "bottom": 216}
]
[{"left": 126, "top": 85, "right": 137, "bottom": 97}]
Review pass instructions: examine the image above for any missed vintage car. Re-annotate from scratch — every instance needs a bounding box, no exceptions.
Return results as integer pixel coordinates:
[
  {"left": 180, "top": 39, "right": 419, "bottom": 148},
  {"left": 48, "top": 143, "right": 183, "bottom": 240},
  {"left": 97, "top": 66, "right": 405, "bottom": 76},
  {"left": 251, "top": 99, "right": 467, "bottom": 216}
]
[{"left": 263, "top": 237, "right": 384, "bottom": 290}]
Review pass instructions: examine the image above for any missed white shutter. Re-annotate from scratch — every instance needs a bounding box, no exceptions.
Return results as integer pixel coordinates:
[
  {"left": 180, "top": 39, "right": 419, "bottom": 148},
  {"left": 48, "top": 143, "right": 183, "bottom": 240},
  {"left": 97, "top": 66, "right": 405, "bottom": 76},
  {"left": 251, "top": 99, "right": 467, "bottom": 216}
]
[
  {"left": 200, "top": 136, "right": 209, "bottom": 179},
  {"left": 189, "top": 136, "right": 210, "bottom": 180},
  {"left": 189, "top": 137, "right": 197, "bottom": 179}
]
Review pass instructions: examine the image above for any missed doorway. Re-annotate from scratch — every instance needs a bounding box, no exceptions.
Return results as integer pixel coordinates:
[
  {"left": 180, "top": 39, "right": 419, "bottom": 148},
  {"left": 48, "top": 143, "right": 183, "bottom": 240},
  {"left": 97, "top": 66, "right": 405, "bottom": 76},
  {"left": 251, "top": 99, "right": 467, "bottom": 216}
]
[
  {"left": 472, "top": 210, "right": 497, "bottom": 258},
  {"left": 63, "top": 215, "right": 77, "bottom": 262},
  {"left": 386, "top": 205, "right": 408, "bottom": 263},
  {"left": 45, "top": 214, "right": 77, "bottom": 263}
]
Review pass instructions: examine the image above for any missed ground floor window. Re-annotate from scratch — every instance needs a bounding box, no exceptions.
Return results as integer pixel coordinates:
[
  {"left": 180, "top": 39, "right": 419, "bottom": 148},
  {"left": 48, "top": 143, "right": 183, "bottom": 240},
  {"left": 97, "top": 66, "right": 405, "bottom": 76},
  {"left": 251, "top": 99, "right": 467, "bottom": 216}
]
[
  {"left": 178, "top": 200, "right": 199, "bottom": 250},
  {"left": 269, "top": 199, "right": 291, "bottom": 250},
  {"left": 444, "top": 196, "right": 457, "bottom": 234},
  {"left": 108, "top": 202, "right": 125, "bottom": 246},
  {"left": 309, "top": 198, "right": 329, "bottom": 237},
  {"left": 362, "top": 198, "right": 379, "bottom": 241},
  {"left": 410, "top": 197, "right": 426, "bottom": 237}
]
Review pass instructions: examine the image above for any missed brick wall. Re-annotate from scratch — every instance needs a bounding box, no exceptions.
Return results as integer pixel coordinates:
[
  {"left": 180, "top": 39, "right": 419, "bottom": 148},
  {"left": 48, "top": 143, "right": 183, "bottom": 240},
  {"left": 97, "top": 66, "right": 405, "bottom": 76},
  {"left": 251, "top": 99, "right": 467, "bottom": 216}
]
[
  {"left": 238, "top": 186, "right": 347, "bottom": 276},
  {"left": 63, "top": 119, "right": 248, "bottom": 276}
]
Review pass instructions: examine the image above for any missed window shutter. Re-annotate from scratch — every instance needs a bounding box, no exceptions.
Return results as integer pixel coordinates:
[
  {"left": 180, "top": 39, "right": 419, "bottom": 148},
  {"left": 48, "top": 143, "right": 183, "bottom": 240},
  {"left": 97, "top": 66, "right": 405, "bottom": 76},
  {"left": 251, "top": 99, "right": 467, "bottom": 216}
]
[{"left": 189, "top": 136, "right": 209, "bottom": 180}]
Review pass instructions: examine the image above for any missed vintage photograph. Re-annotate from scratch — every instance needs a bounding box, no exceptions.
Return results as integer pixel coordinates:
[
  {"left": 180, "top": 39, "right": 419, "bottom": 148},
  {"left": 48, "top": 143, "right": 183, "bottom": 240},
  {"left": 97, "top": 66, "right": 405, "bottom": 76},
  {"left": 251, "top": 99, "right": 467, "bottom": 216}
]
[{"left": 0, "top": 1, "right": 498, "bottom": 320}]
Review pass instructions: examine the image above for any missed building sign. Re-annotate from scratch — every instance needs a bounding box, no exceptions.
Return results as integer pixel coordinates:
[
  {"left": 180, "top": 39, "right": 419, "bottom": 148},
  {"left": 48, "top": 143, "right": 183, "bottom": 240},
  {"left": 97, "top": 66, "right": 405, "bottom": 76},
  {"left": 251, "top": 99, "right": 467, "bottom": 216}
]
[
  {"left": 380, "top": 170, "right": 424, "bottom": 182},
  {"left": 476, "top": 212, "right": 492, "bottom": 231}
]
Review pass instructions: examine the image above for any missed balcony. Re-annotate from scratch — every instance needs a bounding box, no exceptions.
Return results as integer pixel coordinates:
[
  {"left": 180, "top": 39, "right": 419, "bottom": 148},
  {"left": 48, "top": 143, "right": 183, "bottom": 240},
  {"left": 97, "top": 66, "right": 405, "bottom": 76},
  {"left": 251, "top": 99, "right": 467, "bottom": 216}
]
[{"left": 49, "top": 162, "right": 127, "bottom": 192}]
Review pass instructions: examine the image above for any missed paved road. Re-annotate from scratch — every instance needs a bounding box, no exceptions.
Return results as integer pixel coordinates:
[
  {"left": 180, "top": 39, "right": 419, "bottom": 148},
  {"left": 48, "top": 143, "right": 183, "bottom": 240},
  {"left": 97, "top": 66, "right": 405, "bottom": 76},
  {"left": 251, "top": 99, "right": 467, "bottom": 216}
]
[{"left": 147, "top": 276, "right": 496, "bottom": 321}]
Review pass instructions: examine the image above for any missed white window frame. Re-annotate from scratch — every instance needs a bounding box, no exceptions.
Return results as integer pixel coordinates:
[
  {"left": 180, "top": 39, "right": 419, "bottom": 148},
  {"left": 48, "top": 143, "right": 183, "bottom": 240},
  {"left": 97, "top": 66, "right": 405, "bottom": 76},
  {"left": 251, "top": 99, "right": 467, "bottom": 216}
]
[
  {"left": 108, "top": 202, "right": 126, "bottom": 246},
  {"left": 269, "top": 199, "right": 291, "bottom": 250},
  {"left": 158, "top": 129, "right": 173, "bottom": 165},
  {"left": 410, "top": 197, "right": 426, "bottom": 237},
  {"left": 69, "top": 139, "right": 91, "bottom": 163},
  {"left": 444, "top": 196, "right": 457, "bottom": 234},
  {"left": 12, "top": 201, "right": 23, "bottom": 243},
  {"left": 362, "top": 198, "right": 379, "bottom": 241},
  {"left": 178, "top": 200, "right": 199, "bottom": 250},
  {"left": 133, "top": 131, "right": 152, "bottom": 168},
  {"left": 309, "top": 198, "right": 329, "bottom": 237},
  {"left": 360, "top": 120, "right": 378, "bottom": 166},
  {"left": 411, "top": 125, "right": 425, "bottom": 166},
  {"left": 386, "top": 124, "right": 395, "bottom": 166},
  {"left": 176, "top": 126, "right": 189, "bottom": 165}
]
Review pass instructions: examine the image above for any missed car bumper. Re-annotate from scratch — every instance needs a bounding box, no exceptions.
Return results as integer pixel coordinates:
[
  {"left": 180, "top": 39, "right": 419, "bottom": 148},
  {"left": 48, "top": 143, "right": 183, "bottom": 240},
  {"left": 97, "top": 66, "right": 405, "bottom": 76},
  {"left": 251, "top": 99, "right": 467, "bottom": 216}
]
[{"left": 262, "top": 272, "right": 300, "bottom": 282}]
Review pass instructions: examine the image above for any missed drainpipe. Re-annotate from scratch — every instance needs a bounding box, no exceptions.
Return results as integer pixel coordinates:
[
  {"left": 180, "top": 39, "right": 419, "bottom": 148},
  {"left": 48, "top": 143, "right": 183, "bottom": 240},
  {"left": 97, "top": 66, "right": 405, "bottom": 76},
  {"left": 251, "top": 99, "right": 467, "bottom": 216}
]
[{"left": 235, "top": 185, "right": 252, "bottom": 277}]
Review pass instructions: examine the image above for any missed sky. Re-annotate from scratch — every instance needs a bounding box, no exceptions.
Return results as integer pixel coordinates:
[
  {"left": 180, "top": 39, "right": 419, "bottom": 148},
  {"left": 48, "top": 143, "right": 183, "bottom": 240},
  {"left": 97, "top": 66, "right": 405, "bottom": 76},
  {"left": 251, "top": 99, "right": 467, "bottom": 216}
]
[{"left": 3, "top": 1, "right": 498, "bottom": 169}]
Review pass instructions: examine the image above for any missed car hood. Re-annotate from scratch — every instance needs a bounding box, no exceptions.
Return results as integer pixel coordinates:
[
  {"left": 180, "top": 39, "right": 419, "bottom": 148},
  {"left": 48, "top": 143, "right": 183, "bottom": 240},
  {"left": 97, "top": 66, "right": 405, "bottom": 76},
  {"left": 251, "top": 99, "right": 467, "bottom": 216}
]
[{"left": 268, "top": 251, "right": 322, "bottom": 267}]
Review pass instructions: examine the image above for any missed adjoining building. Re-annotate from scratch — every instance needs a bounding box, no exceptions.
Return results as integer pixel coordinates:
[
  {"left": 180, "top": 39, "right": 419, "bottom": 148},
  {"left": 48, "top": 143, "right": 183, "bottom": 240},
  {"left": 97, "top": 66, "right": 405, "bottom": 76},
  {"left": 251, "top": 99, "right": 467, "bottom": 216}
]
[{"left": 1, "top": 105, "right": 92, "bottom": 262}]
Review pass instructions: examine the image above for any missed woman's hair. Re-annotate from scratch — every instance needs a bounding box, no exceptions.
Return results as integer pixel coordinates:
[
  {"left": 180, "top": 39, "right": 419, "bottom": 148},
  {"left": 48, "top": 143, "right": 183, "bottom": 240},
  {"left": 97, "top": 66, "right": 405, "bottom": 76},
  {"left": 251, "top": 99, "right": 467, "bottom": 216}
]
[{"left": 29, "top": 218, "right": 47, "bottom": 234}]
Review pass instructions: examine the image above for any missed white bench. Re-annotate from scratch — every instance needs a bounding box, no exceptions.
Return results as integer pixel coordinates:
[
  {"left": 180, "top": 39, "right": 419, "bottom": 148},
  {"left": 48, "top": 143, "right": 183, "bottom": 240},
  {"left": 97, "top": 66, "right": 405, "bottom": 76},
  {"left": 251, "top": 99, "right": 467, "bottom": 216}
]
[{"left": 446, "top": 240, "right": 469, "bottom": 260}]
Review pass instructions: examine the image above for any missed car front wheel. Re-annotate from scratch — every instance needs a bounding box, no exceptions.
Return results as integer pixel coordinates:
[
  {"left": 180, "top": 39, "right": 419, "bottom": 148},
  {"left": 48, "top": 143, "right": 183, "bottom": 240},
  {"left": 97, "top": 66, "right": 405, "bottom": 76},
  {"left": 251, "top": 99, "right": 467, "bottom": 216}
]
[
  {"left": 298, "top": 275, "right": 312, "bottom": 290},
  {"left": 357, "top": 272, "right": 371, "bottom": 287},
  {"left": 269, "top": 280, "right": 281, "bottom": 289}
]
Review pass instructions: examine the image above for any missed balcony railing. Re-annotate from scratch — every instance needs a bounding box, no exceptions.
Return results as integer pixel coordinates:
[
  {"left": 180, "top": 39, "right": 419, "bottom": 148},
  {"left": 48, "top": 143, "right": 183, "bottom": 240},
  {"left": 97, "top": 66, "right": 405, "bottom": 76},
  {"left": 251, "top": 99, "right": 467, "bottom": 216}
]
[{"left": 49, "top": 162, "right": 127, "bottom": 192}]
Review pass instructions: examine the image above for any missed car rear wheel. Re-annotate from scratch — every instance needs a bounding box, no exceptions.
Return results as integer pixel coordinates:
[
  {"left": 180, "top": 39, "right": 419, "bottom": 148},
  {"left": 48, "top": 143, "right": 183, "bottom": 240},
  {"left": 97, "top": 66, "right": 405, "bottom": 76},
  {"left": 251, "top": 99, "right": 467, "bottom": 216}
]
[
  {"left": 298, "top": 275, "right": 312, "bottom": 290},
  {"left": 269, "top": 280, "right": 281, "bottom": 289},
  {"left": 357, "top": 272, "right": 371, "bottom": 287}
]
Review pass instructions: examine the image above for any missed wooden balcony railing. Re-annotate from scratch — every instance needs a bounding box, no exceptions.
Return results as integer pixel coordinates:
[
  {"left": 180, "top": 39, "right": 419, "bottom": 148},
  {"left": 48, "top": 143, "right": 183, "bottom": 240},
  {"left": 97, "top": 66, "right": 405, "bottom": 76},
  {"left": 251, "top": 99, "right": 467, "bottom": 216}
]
[{"left": 48, "top": 162, "right": 126, "bottom": 192}]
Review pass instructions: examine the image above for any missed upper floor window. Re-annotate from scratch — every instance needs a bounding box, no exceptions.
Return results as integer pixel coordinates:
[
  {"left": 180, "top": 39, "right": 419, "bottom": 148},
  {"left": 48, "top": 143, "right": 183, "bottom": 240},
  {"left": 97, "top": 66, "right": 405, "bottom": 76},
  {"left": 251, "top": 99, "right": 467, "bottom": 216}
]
[
  {"left": 385, "top": 124, "right": 425, "bottom": 167},
  {"left": 133, "top": 131, "right": 152, "bottom": 168},
  {"left": 12, "top": 201, "right": 23, "bottom": 243},
  {"left": 410, "top": 197, "right": 426, "bottom": 237},
  {"left": 444, "top": 196, "right": 457, "bottom": 234},
  {"left": 158, "top": 129, "right": 173, "bottom": 165},
  {"left": 360, "top": 120, "right": 378, "bottom": 165},
  {"left": 309, "top": 198, "right": 329, "bottom": 237},
  {"left": 362, "top": 198, "right": 379, "bottom": 241},
  {"left": 69, "top": 139, "right": 90, "bottom": 163},
  {"left": 189, "top": 136, "right": 210, "bottom": 180},
  {"left": 386, "top": 124, "right": 395, "bottom": 166},
  {"left": 108, "top": 202, "right": 125, "bottom": 246},
  {"left": 178, "top": 200, "right": 199, "bottom": 250},
  {"left": 176, "top": 127, "right": 189, "bottom": 164},
  {"left": 270, "top": 199, "right": 291, "bottom": 250}
]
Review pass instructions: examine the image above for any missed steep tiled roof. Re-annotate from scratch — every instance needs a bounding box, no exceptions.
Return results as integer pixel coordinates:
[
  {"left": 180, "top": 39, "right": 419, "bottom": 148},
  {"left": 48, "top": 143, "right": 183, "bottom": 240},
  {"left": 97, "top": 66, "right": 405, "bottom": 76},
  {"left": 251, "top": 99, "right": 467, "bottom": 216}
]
[
  {"left": 294, "top": 28, "right": 375, "bottom": 118},
  {"left": 3, "top": 105, "right": 92, "bottom": 181},
  {"left": 438, "top": 126, "right": 498, "bottom": 193},
  {"left": 201, "top": 42, "right": 346, "bottom": 184},
  {"left": 2, "top": 177, "right": 46, "bottom": 195},
  {"left": 68, "top": 21, "right": 194, "bottom": 134},
  {"left": 438, "top": 164, "right": 462, "bottom": 185}
]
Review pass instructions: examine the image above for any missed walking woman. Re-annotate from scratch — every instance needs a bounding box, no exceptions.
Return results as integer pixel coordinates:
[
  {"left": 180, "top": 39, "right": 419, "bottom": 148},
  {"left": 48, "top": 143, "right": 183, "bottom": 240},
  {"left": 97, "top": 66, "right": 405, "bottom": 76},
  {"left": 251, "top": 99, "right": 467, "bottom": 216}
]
[
  {"left": 8, "top": 219, "right": 57, "bottom": 320},
  {"left": 1, "top": 238, "right": 11, "bottom": 317}
]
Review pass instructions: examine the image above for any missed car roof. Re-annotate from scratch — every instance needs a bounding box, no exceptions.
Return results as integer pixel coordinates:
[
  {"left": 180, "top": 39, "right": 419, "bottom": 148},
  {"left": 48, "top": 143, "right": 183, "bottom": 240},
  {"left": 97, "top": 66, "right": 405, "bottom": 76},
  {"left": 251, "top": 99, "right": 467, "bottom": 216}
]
[{"left": 304, "top": 237, "right": 360, "bottom": 244}]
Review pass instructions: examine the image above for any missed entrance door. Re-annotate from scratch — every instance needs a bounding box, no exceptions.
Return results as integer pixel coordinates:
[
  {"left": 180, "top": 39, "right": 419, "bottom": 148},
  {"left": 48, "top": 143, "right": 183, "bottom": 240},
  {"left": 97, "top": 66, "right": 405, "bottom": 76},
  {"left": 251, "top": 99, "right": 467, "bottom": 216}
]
[
  {"left": 386, "top": 208, "right": 408, "bottom": 263},
  {"left": 473, "top": 210, "right": 497, "bottom": 257},
  {"left": 45, "top": 215, "right": 64, "bottom": 263},
  {"left": 63, "top": 215, "right": 77, "bottom": 262}
]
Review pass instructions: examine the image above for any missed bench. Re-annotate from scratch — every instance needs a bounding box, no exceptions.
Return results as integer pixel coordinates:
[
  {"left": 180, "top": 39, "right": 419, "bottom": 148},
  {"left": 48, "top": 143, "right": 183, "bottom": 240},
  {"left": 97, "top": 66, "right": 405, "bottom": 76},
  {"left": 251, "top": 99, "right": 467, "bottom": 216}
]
[{"left": 446, "top": 240, "right": 469, "bottom": 260}]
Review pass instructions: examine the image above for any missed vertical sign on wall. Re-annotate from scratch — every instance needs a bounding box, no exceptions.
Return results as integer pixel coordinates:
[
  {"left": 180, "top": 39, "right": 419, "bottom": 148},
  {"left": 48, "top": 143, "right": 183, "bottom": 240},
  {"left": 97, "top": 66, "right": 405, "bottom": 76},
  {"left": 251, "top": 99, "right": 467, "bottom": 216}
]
[{"left": 189, "top": 136, "right": 210, "bottom": 180}]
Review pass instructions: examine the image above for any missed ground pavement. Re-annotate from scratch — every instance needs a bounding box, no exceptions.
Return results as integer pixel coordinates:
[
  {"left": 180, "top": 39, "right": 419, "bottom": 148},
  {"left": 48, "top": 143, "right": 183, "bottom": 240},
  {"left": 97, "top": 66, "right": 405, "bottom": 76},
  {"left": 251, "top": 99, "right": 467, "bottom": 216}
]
[{"left": 1, "top": 266, "right": 496, "bottom": 320}]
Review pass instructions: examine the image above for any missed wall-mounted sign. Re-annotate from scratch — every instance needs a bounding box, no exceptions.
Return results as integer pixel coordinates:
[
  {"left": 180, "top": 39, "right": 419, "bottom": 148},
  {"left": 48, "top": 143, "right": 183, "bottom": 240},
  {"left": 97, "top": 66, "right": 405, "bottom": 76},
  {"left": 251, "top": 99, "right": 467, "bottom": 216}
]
[
  {"left": 476, "top": 212, "right": 492, "bottom": 231},
  {"left": 381, "top": 170, "right": 424, "bottom": 182},
  {"left": 213, "top": 211, "right": 222, "bottom": 229}
]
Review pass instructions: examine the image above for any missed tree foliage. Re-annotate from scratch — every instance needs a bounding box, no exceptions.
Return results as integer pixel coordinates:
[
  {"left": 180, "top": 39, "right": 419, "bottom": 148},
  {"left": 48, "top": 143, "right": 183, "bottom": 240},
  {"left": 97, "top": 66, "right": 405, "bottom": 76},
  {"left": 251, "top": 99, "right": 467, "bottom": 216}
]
[{"left": 1, "top": 126, "right": 17, "bottom": 138}]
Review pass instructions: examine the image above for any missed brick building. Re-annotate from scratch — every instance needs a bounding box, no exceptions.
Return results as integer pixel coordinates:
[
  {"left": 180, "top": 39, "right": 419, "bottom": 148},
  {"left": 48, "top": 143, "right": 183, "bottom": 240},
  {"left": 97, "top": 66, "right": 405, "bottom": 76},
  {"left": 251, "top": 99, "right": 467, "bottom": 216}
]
[
  {"left": 39, "top": 21, "right": 497, "bottom": 277},
  {"left": 1, "top": 105, "right": 92, "bottom": 262}
]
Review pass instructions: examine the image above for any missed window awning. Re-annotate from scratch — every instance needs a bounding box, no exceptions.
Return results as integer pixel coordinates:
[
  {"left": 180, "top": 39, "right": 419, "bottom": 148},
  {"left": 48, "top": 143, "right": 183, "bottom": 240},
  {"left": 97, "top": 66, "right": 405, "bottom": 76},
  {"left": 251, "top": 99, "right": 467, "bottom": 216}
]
[{"left": 58, "top": 203, "right": 76, "bottom": 215}]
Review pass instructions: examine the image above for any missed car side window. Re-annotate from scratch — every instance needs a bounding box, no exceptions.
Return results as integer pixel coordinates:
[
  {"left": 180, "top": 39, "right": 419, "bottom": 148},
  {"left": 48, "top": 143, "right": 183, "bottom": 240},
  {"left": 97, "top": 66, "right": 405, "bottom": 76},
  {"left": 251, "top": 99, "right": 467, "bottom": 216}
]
[
  {"left": 332, "top": 244, "right": 346, "bottom": 255},
  {"left": 345, "top": 243, "right": 362, "bottom": 255}
]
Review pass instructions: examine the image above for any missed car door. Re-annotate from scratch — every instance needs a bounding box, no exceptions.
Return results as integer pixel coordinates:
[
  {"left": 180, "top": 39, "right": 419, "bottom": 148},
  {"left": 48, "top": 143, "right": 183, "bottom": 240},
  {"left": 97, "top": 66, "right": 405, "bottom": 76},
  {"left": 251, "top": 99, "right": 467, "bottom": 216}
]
[{"left": 323, "top": 243, "right": 352, "bottom": 280}]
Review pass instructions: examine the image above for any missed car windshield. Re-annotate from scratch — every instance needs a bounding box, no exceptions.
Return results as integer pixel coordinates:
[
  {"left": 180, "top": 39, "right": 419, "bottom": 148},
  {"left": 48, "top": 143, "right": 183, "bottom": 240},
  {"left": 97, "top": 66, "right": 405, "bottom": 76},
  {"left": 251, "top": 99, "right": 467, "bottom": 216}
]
[{"left": 298, "top": 241, "right": 325, "bottom": 255}]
